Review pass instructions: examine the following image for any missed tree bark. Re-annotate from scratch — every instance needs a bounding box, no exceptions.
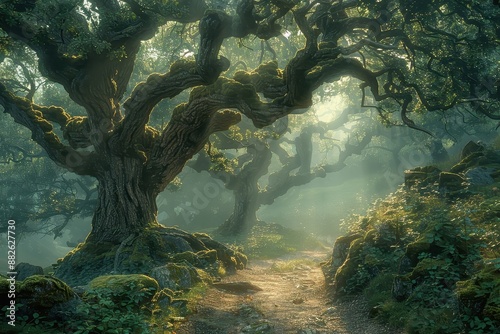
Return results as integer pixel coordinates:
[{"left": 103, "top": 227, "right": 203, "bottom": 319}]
[
  {"left": 218, "top": 179, "right": 260, "bottom": 236},
  {"left": 87, "top": 156, "right": 159, "bottom": 244},
  {"left": 217, "top": 144, "right": 271, "bottom": 235}
]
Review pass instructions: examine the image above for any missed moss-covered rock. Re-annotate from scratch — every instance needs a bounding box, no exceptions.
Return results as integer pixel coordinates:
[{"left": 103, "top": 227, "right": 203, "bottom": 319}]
[
  {"left": 150, "top": 263, "right": 201, "bottom": 291},
  {"left": 405, "top": 239, "right": 433, "bottom": 266},
  {"left": 461, "top": 141, "right": 485, "bottom": 160},
  {"left": 15, "top": 262, "right": 44, "bottom": 281},
  {"left": 404, "top": 166, "right": 441, "bottom": 187},
  {"left": 465, "top": 166, "right": 495, "bottom": 186},
  {"left": 410, "top": 258, "right": 447, "bottom": 280},
  {"left": 85, "top": 274, "right": 159, "bottom": 309},
  {"left": 457, "top": 264, "right": 500, "bottom": 324},
  {"left": 332, "top": 238, "right": 365, "bottom": 295},
  {"left": 322, "top": 233, "right": 362, "bottom": 282},
  {"left": 451, "top": 147, "right": 500, "bottom": 175},
  {"left": 439, "top": 172, "right": 466, "bottom": 190},
  {"left": 17, "top": 275, "right": 76, "bottom": 317},
  {"left": 55, "top": 226, "right": 246, "bottom": 287},
  {"left": 18, "top": 275, "right": 75, "bottom": 308}
]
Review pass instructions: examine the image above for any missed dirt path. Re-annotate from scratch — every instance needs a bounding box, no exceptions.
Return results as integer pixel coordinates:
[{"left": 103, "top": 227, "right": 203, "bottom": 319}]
[{"left": 175, "top": 251, "right": 403, "bottom": 334}]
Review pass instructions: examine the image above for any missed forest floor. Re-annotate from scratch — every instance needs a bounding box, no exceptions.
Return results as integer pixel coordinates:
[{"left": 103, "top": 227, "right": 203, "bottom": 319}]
[{"left": 175, "top": 250, "right": 404, "bottom": 334}]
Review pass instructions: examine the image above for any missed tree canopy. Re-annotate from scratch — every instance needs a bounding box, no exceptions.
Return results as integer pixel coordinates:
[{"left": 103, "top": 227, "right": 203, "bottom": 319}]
[{"left": 1, "top": 0, "right": 499, "bottom": 243}]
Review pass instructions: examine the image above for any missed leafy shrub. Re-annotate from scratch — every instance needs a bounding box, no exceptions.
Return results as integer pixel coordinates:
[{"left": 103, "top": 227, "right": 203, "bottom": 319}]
[{"left": 327, "top": 181, "right": 500, "bottom": 333}]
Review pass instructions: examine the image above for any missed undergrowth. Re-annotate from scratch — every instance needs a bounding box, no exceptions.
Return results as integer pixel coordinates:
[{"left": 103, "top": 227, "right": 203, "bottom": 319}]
[
  {"left": 269, "top": 258, "right": 319, "bottom": 273},
  {"left": 222, "top": 221, "right": 324, "bottom": 259},
  {"left": 1, "top": 281, "right": 210, "bottom": 334},
  {"left": 330, "top": 181, "right": 500, "bottom": 334}
]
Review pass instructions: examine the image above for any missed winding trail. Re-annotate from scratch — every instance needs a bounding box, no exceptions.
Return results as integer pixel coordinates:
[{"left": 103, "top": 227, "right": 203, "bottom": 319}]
[{"left": 176, "top": 251, "right": 403, "bottom": 334}]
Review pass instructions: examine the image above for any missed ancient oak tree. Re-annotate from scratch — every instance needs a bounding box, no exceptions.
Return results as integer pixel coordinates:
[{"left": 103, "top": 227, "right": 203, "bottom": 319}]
[{"left": 1, "top": 0, "right": 499, "bottom": 245}]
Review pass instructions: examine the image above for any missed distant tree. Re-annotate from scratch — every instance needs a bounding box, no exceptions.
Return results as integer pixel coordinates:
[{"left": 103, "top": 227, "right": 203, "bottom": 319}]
[
  {"left": 191, "top": 105, "right": 374, "bottom": 235},
  {"left": 1, "top": 0, "right": 499, "bottom": 275}
]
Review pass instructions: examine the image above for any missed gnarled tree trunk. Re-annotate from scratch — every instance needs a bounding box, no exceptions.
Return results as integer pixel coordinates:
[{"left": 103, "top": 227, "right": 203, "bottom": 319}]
[
  {"left": 217, "top": 179, "right": 261, "bottom": 235},
  {"left": 217, "top": 143, "right": 272, "bottom": 235},
  {"left": 87, "top": 156, "right": 159, "bottom": 244}
]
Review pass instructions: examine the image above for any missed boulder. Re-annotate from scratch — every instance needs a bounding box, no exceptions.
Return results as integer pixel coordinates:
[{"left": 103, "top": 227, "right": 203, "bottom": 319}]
[
  {"left": 150, "top": 263, "right": 202, "bottom": 291},
  {"left": 465, "top": 167, "right": 495, "bottom": 186},
  {"left": 461, "top": 141, "right": 485, "bottom": 160},
  {"left": 404, "top": 166, "right": 441, "bottom": 187},
  {"left": 14, "top": 275, "right": 77, "bottom": 318},
  {"left": 404, "top": 239, "right": 434, "bottom": 267},
  {"left": 331, "top": 238, "right": 365, "bottom": 294},
  {"left": 15, "top": 262, "right": 44, "bottom": 281},
  {"left": 439, "top": 172, "right": 466, "bottom": 190},
  {"left": 322, "top": 233, "right": 362, "bottom": 282},
  {"left": 456, "top": 264, "right": 500, "bottom": 325}
]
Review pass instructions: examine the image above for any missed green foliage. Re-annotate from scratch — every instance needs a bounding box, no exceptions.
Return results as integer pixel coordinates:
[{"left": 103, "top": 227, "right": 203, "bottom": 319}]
[
  {"left": 206, "top": 144, "right": 237, "bottom": 173},
  {"left": 72, "top": 283, "right": 153, "bottom": 334},
  {"left": 78, "top": 292, "right": 161, "bottom": 332},
  {"left": 2, "top": 278, "right": 177, "bottom": 334},
  {"left": 269, "top": 258, "right": 318, "bottom": 273},
  {"left": 242, "top": 222, "right": 323, "bottom": 259},
  {"left": 329, "top": 157, "right": 500, "bottom": 333}
]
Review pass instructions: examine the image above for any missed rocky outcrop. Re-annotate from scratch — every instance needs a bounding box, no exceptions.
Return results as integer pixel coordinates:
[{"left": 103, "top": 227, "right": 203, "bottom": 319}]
[
  {"left": 403, "top": 141, "right": 500, "bottom": 193},
  {"left": 404, "top": 166, "right": 441, "bottom": 187},
  {"left": 438, "top": 171, "right": 466, "bottom": 190},
  {"left": 150, "top": 263, "right": 201, "bottom": 291},
  {"left": 15, "top": 262, "right": 44, "bottom": 281},
  {"left": 0, "top": 275, "right": 79, "bottom": 321},
  {"left": 322, "top": 233, "right": 362, "bottom": 285},
  {"left": 323, "top": 142, "right": 500, "bottom": 332},
  {"left": 54, "top": 226, "right": 246, "bottom": 286}
]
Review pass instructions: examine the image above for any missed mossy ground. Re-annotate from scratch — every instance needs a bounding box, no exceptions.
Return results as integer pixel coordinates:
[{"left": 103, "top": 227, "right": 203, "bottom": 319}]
[
  {"left": 2, "top": 219, "right": 326, "bottom": 333},
  {"left": 54, "top": 225, "right": 246, "bottom": 286},
  {"left": 217, "top": 221, "right": 325, "bottom": 260},
  {"left": 2, "top": 226, "right": 250, "bottom": 333},
  {"left": 324, "top": 148, "right": 500, "bottom": 334}
]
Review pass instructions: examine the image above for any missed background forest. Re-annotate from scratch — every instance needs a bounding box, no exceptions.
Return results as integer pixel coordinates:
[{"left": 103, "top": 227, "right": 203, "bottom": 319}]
[{"left": 0, "top": 0, "right": 499, "bottom": 333}]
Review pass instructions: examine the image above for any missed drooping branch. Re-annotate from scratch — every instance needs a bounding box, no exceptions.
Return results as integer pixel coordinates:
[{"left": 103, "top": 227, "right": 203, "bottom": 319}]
[
  {"left": 261, "top": 132, "right": 373, "bottom": 206},
  {"left": 0, "top": 0, "right": 210, "bottom": 135},
  {"left": 142, "top": 49, "right": 403, "bottom": 192},
  {"left": 0, "top": 83, "right": 97, "bottom": 175},
  {"left": 114, "top": 10, "right": 235, "bottom": 150},
  {"left": 145, "top": 96, "right": 241, "bottom": 194},
  {"left": 116, "top": 0, "right": 302, "bottom": 151}
]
